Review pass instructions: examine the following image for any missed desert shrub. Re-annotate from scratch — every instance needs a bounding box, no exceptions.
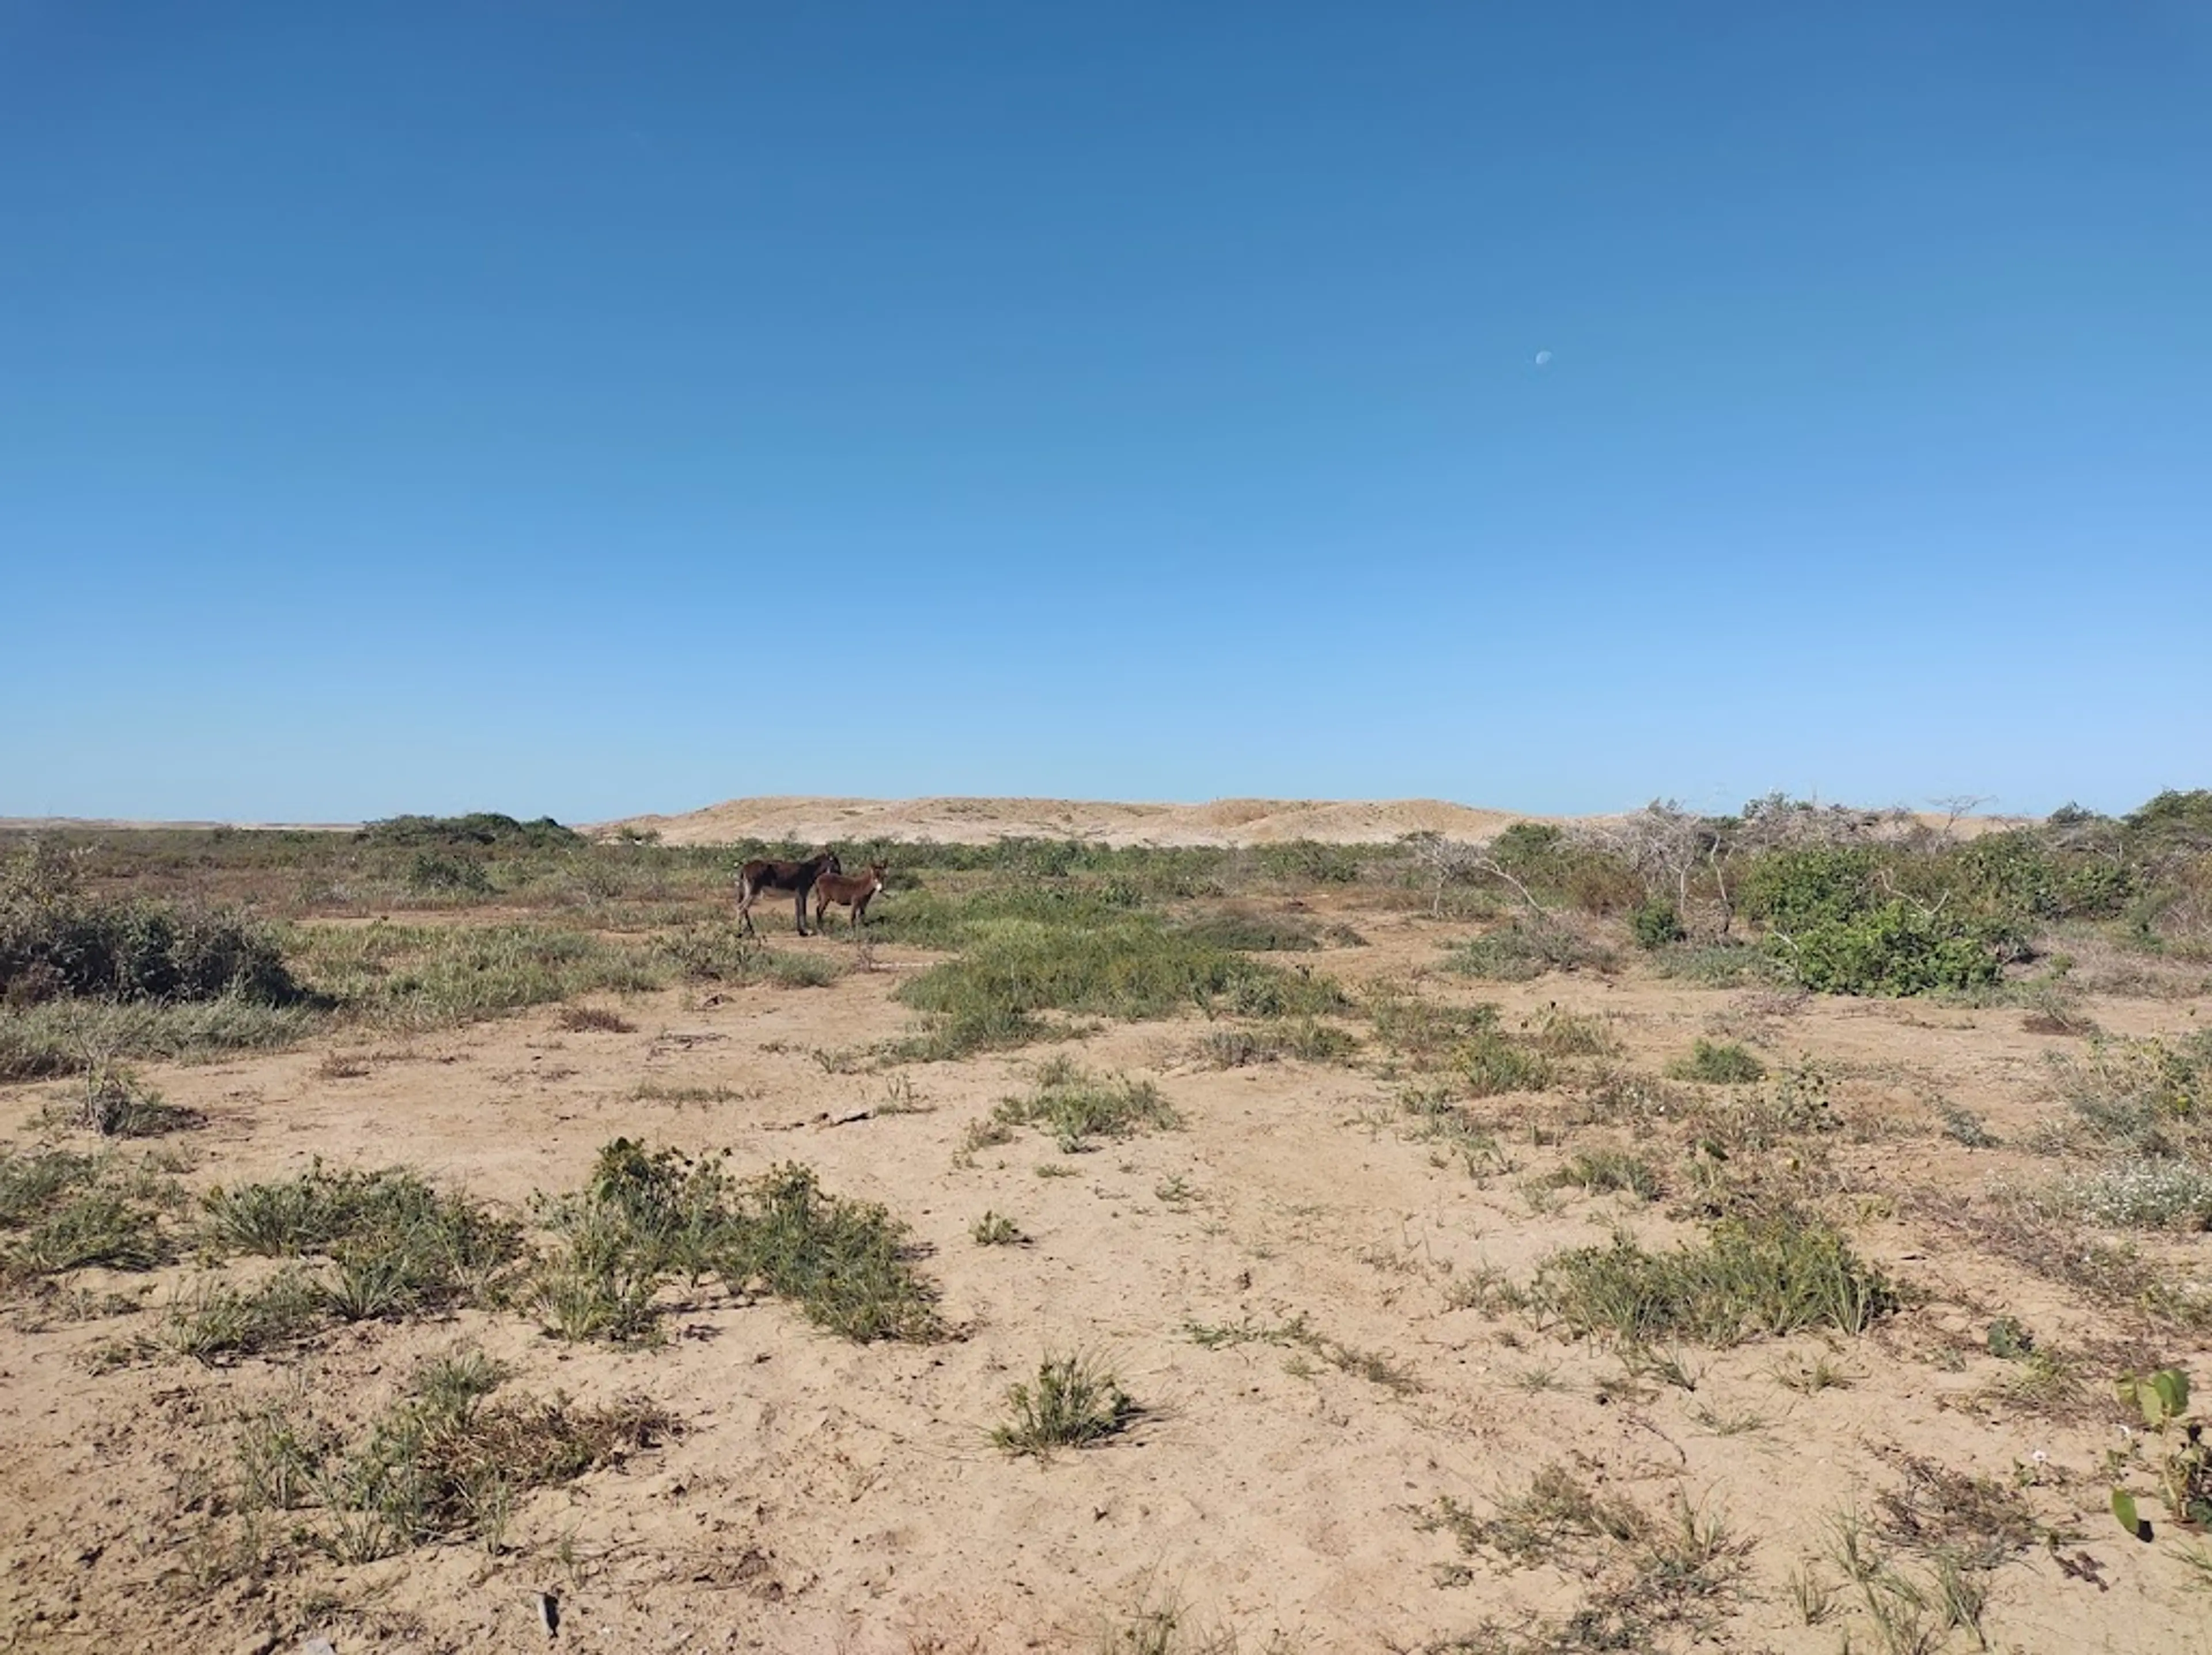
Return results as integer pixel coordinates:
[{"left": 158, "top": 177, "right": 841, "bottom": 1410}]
[
  {"left": 73, "top": 1059, "right": 200, "bottom": 1137},
  {"left": 1482, "top": 823, "right": 1644, "bottom": 915},
  {"left": 357, "top": 814, "right": 582, "bottom": 850},
  {"left": 1281, "top": 1017, "right": 1357, "bottom": 1062},
  {"left": 1421, "top": 1467, "right": 1749, "bottom": 1650},
  {"left": 1449, "top": 919, "right": 1612, "bottom": 982},
  {"left": 406, "top": 854, "right": 493, "bottom": 896},
  {"left": 1548, "top": 1148, "right": 1662, "bottom": 1201},
  {"left": 290, "top": 922, "right": 664, "bottom": 1028},
  {"left": 994, "top": 1060, "right": 1179, "bottom": 1152},
  {"left": 1948, "top": 831, "right": 2134, "bottom": 922},
  {"left": 528, "top": 1142, "right": 938, "bottom": 1344},
  {"left": 1670, "top": 1040, "right": 1767, "bottom": 1085},
  {"left": 1738, "top": 848, "right": 1879, "bottom": 933},
  {"left": 764, "top": 950, "right": 844, "bottom": 989},
  {"left": 1174, "top": 909, "right": 1321, "bottom": 952},
  {"left": 201, "top": 1162, "right": 524, "bottom": 1320},
  {"left": 2124, "top": 790, "right": 2212, "bottom": 856},
  {"left": 722, "top": 1162, "right": 939, "bottom": 1340},
  {"left": 1938, "top": 1102, "right": 2002, "bottom": 1148},
  {"left": 1525, "top": 1218, "right": 1896, "bottom": 1346},
  {"left": 1194, "top": 1027, "right": 1275, "bottom": 1069},
  {"left": 1, "top": 1147, "right": 181, "bottom": 1285},
  {"left": 1453, "top": 1031, "right": 1555, "bottom": 1097},
  {"left": 2047, "top": 1033, "right": 2212, "bottom": 1161},
  {"left": 893, "top": 917, "right": 1341, "bottom": 1057},
  {"left": 0, "top": 995, "right": 319, "bottom": 1082},
  {"left": 558, "top": 1005, "right": 635, "bottom": 1034},
  {"left": 1529, "top": 1008, "right": 1618, "bottom": 1058},
  {"left": 231, "top": 1348, "right": 670, "bottom": 1560},
  {"left": 1, "top": 843, "right": 301, "bottom": 1006},
  {"left": 164, "top": 1267, "right": 329, "bottom": 1360},
  {"left": 863, "top": 880, "right": 1149, "bottom": 950},
  {"left": 1364, "top": 987, "right": 1501, "bottom": 1063},
  {"left": 1650, "top": 942, "right": 1786, "bottom": 988},
  {"left": 1772, "top": 901, "right": 2001, "bottom": 996},
  {"left": 1630, "top": 897, "right": 1686, "bottom": 950},
  {"left": 1252, "top": 840, "right": 1367, "bottom": 885}
]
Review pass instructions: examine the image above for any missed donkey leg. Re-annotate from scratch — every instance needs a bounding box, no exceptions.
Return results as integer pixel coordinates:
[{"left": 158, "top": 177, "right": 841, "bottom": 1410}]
[{"left": 794, "top": 886, "right": 810, "bottom": 936}]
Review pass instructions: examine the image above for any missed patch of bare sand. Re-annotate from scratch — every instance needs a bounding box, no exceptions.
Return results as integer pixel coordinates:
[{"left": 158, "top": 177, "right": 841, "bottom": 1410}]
[{"left": 2, "top": 895, "right": 2204, "bottom": 1652}]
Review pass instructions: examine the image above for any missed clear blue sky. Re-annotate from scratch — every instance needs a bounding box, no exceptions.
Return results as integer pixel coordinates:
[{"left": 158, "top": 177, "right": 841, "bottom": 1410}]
[{"left": 4, "top": 3, "right": 2206, "bottom": 824}]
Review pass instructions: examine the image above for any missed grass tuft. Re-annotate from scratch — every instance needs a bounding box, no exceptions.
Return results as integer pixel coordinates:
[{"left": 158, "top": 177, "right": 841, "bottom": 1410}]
[
  {"left": 1, "top": 1147, "right": 180, "bottom": 1285},
  {"left": 993, "top": 1059, "right": 1180, "bottom": 1153},
  {"left": 892, "top": 915, "right": 1343, "bottom": 1060},
  {"left": 990, "top": 1353, "right": 1138, "bottom": 1458},
  {"left": 1524, "top": 1219, "right": 1896, "bottom": 1347},
  {"left": 230, "top": 1347, "right": 672, "bottom": 1560},
  {"left": 1669, "top": 1039, "right": 1767, "bottom": 1085},
  {"left": 527, "top": 1143, "right": 940, "bottom": 1344}
]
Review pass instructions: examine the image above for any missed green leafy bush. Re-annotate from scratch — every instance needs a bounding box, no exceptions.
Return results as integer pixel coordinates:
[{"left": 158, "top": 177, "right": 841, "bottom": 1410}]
[
  {"left": 1774, "top": 902, "right": 2001, "bottom": 996},
  {"left": 1739, "top": 849, "right": 1878, "bottom": 933},
  {"left": 1630, "top": 897, "right": 1685, "bottom": 949}
]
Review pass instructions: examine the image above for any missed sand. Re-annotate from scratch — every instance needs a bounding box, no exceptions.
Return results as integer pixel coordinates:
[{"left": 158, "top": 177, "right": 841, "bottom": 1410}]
[{"left": 2, "top": 884, "right": 2205, "bottom": 1652}]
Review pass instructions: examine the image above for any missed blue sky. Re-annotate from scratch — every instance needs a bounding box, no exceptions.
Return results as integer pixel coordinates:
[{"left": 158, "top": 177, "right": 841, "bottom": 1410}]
[{"left": 3, "top": 3, "right": 2206, "bottom": 823}]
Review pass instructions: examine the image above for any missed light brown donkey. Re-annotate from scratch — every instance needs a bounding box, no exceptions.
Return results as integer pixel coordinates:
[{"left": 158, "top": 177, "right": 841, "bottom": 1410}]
[{"left": 811, "top": 864, "right": 887, "bottom": 933}]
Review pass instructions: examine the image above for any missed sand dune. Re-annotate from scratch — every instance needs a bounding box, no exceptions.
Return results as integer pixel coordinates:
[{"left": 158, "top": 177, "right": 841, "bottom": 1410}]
[
  {"left": 5, "top": 798, "right": 2032, "bottom": 847},
  {"left": 596, "top": 795, "right": 1550, "bottom": 848}
]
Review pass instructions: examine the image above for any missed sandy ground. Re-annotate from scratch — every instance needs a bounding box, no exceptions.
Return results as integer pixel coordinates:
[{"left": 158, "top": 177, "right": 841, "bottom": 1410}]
[{"left": 2, "top": 895, "right": 2205, "bottom": 1653}]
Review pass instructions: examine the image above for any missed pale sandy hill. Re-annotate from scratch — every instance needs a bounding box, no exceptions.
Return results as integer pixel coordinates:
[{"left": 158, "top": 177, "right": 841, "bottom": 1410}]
[{"left": 597, "top": 796, "right": 1546, "bottom": 848}]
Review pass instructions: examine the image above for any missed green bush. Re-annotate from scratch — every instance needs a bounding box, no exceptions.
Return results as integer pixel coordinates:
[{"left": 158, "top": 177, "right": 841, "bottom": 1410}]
[
  {"left": 2124, "top": 790, "right": 2212, "bottom": 856},
  {"left": 1448, "top": 920, "right": 1611, "bottom": 982},
  {"left": 1174, "top": 909, "right": 1322, "bottom": 952},
  {"left": 1, "top": 845, "right": 301, "bottom": 1006},
  {"left": 1949, "top": 831, "right": 2133, "bottom": 922},
  {"left": 1774, "top": 902, "right": 2001, "bottom": 997},
  {"left": 1738, "top": 848, "right": 1878, "bottom": 933},
  {"left": 1253, "top": 841, "right": 1367, "bottom": 884},
  {"left": 1482, "top": 824, "right": 1643, "bottom": 915},
  {"left": 407, "top": 854, "right": 494, "bottom": 896},
  {"left": 357, "top": 814, "right": 582, "bottom": 850},
  {"left": 1630, "top": 897, "right": 1686, "bottom": 949}
]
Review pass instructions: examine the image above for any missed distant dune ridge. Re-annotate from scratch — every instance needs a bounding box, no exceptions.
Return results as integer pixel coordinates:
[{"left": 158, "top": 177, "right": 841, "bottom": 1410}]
[
  {"left": 594, "top": 796, "right": 1549, "bottom": 848},
  {"left": 3, "top": 797, "right": 2033, "bottom": 846}
]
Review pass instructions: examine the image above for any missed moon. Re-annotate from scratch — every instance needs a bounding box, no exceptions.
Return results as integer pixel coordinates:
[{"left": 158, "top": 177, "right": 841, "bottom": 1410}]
[{"left": 1534, "top": 350, "right": 1552, "bottom": 366}]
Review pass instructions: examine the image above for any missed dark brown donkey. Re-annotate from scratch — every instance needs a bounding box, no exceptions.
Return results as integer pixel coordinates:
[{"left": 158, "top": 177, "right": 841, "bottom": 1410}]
[
  {"left": 735, "top": 849, "right": 842, "bottom": 937},
  {"left": 812, "top": 864, "right": 887, "bottom": 933}
]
